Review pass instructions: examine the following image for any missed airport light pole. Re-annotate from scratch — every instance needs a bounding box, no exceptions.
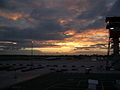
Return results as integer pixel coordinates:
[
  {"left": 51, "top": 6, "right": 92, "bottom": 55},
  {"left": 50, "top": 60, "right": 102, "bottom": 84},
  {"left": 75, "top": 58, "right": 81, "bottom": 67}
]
[
  {"left": 106, "top": 17, "right": 120, "bottom": 55},
  {"left": 31, "top": 41, "right": 33, "bottom": 56},
  {"left": 105, "top": 17, "right": 120, "bottom": 70},
  {"left": 31, "top": 40, "right": 33, "bottom": 66}
]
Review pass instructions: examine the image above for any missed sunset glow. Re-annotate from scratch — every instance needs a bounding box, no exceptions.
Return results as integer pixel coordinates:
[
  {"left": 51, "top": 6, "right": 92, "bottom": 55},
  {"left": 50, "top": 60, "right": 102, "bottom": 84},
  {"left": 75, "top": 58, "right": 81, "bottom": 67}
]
[
  {"left": 64, "top": 30, "right": 76, "bottom": 36},
  {"left": 24, "top": 28, "right": 109, "bottom": 55},
  {"left": 34, "top": 46, "right": 74, "bottom": 54},
  {"left": 10, "top": 14, "right": 23, "bottom": 21},
  {"left": 0, "top": 41, "right": 17, "bottom": 44},
  {"left": 0, "top": 10, "right": 23, "bottom": 21},
  {"left": 0, "top": 0, "right": 117, "bottom": 55}
]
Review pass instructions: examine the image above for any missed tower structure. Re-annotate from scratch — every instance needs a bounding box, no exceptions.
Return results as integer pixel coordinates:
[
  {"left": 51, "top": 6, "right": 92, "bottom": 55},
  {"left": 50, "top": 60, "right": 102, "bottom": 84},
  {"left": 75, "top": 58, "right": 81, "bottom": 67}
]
[
  {"left": 106, "top": 17, "right": 120, "bottom": 55},
  {"left": 106, "top": 17, "right": 120, "bottom": 69}
]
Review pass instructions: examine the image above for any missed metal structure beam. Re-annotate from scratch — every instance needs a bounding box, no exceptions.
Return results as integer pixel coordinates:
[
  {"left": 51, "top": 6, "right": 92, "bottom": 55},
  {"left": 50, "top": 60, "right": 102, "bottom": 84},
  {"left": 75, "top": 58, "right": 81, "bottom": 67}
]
[{"left": 106, "top": 17, "right": 120, "bottom": 55}]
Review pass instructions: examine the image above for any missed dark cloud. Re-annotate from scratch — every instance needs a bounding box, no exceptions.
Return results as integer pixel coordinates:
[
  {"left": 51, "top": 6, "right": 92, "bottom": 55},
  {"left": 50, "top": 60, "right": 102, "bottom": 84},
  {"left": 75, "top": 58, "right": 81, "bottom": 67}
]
[
  {"left": 107, "top": 0, "right": 120, "bottom": 16},
  {"left": 0, "top": 0, "right": 119, "bottom": 54},
  {"left": 77, "top": 0, "right": 107, "bottom": 30},
  {"left": 0, "top": 23, "right": 64, "bottom": 41},
  {"left": 76, "top": 44, "right": 107, "bottom": 51},
  {"left": 0, "top": 0, "right": 16, "bottom": 11},
  {"left": 39, "top": 20, "right": 62, "bottom": 31},
  {"left": 0, "top": 0, "right": 116, "bottom": 32},
  {"left": 84, "top": 18, "right": 105, "bottom": 30},
  {"left": 78, "top": 0, "right": 106, "bottom": 18},
  {"left": 0, "top": 0, "right": 5, "bottom": 9},
  {"left": 31, "top": 8, "right": 73, "bottom": 20},
  {"left": 0, "top": 0, "right": 35, "bottom": 14}
]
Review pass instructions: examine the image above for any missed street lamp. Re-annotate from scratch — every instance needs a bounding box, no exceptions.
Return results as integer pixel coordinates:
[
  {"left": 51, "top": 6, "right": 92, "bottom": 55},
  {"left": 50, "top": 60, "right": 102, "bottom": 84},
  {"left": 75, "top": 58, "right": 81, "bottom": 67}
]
[
  {"left": 31, "top": 40, "right": 34, "bottom": 67},
  {"left": 31, "top": 41, "right": 33, "bottom": 56}
]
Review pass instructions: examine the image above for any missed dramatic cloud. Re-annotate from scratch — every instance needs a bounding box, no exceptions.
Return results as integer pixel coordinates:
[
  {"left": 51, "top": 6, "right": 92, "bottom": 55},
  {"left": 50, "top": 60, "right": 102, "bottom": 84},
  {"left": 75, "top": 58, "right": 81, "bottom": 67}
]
[
  {"left": 107, "top": 0, "right": 120, "bottom": 16},
  {"left": 0, "top": 0, "right": 119, "bottom": 55}
]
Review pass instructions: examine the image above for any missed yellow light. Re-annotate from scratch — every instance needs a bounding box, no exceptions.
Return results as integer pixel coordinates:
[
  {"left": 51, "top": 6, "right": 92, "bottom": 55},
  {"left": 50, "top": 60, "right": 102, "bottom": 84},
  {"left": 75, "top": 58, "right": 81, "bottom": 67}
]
[
  {"left": 64, "top": 30, "right": 76, "bottom": 36},
  {"left": 59, "top": 20, "right": 66, "bottom": 24},
  {"left": 27, "top": 28, "right": 109, "bottom": 55},
  {"left": 33, "top": 46, "right": 74, "bottom": 54}
]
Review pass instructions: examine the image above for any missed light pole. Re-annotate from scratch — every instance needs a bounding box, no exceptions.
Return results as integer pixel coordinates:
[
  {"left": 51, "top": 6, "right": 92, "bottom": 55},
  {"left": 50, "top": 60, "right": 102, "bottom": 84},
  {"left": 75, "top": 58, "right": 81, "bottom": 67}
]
[
  {"left": 105, "top": 17, "right": 120, "bottom": 70},
  {"left": 31, "top": 40, "right": 33, "bottom": 66},
  {"left": 12, "top": 42, "right": 18, "bottom": 79},
  {"left": 31, "top": 41, "right": 33, "bottom": 56}
]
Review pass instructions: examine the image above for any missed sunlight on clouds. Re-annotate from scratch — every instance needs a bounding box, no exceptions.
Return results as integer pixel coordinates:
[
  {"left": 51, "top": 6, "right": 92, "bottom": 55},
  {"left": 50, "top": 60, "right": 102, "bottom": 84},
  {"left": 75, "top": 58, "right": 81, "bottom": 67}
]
[
  {"left": 59, "top": 19, "right": 66, "bottom": 24},
  {"left": 0, "top": 41, "right": 17, "bottom": 44},
  {"left": 26, "top": 46, "right": 74, "bottom": 54},
  {"left": 64, "top": 30, "right": 76, "bottom": 36},
  {"left": 65, "top": 28, "right": 108, "bottom": 43},
  {"left": 10, "top": 14, "right": 23, "bottom": 21},
  {"left": 58, "top": 18, "right": 74, "bottom": 28},
  {"left": 27, "top": 28, "right": 108, "bottom": 55},
  {"left": 0, "top": 10, "right": 23, "bottom": 21},
  {"left": 0, "top": 0, "right": 116, "bottom": 55},
  {"left": 54, "top": 42, "right": 85, "bottom": 48},
  {"left": 0, "top": 10, "right": 36, "bottom": 29}
]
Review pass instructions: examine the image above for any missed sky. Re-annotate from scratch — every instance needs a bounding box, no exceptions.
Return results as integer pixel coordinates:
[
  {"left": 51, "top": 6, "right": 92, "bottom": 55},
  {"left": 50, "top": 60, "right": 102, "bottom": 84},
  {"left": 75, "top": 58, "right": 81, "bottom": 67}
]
[{"left": 0, "top": 0, "right": 120, "bottom": 55}]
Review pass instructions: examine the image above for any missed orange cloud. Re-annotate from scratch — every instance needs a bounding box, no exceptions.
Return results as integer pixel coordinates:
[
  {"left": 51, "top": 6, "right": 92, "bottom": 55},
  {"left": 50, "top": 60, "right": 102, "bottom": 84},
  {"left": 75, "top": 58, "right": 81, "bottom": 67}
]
[
  {"left": 28, "top": 28, "right": 108, "bottom": 55},
  {"left": 65, "top": 28, "right": 108, "bottom": 44},
  {"left": 0, "top": 10, "right": 23, "bottom": 21},
  {"left": 59, "top": 19, "right": 66, "bottom": 24},
  {"left": 34, "top": 46, "right": 74, "bottom": 54},
  {"left": 64, "top": 30, "right": 76, "bottom": 36},
  {"left": 0, "top": 41, "right": 17, "bottom": 44}
]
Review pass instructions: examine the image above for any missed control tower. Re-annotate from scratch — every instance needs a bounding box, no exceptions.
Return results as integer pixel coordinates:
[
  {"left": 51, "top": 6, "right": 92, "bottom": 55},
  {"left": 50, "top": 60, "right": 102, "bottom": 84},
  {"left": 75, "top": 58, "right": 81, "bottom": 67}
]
[
  {"left": 106, "top": 17, "right": 120, "bottom": 55},
  {"left": 106, "top": 17, "right": 120, "bottom": 70}
]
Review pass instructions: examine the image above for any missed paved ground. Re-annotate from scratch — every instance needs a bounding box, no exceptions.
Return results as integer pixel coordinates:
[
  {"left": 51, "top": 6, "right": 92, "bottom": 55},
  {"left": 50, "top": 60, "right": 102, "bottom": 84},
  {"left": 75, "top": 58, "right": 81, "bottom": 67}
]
[
  {"left": 4, "top": 72, "right": 120, "bottom": 90},
  {"left": 0, "top": 60, "right": 120, "bottom": 90}
]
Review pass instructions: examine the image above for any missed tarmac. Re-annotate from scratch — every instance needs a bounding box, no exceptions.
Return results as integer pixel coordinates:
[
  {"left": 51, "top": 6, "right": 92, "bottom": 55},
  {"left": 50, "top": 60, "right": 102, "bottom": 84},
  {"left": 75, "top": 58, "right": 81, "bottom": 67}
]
[{"left": 5, "top": 72, "right": 120, "bottom": 90}]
